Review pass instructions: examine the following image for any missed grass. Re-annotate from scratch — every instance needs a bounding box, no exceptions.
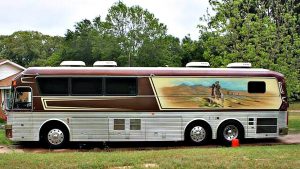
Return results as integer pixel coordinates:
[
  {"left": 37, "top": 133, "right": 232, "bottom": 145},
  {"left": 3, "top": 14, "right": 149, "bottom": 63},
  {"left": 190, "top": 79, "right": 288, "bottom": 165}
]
[
  {"left": 0, "top": 130, "right": 11, "bottom": 145},
  {"left": 289, "top": 102, "right": 300, "bottom": 110},
  {"left": 0, "top": 145, "right": 300, "bottom": 168},
  {"left": 288, "top": 111, "right": 300, "bottom": 133}
]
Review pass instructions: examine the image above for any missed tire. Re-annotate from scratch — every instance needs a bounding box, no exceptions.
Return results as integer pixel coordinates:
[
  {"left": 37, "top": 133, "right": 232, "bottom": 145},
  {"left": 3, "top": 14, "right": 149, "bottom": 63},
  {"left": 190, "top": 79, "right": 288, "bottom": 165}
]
[
  {"left": 185, "top": 123, "right": 211, "bottom": 145},
  {"left": 217, "top": 121, "right": 244, "bottom": 145},
  {"left": 42, "top": 126, "right": 69, "bottom": 149}
]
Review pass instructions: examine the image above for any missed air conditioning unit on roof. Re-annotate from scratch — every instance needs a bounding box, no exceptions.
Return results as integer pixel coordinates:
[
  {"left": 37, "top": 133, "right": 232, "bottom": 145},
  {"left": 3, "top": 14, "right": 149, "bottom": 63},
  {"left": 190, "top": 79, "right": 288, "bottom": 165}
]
[
  {"left": 186, "top": 62, "right": 210, "bottom": 67},
  {"left": 93, "top": 61, "right": 117, "bottom": 67},
  {"left": 60, "top": 61, "right": 86, "bottom": 67},
  {"left": 227, "top": 62, "right": 252, "bottom": 68}
]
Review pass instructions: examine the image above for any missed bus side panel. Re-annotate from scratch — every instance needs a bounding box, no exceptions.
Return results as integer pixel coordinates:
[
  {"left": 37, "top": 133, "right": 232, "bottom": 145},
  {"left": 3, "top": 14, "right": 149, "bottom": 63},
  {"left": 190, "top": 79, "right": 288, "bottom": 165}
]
[
  {"left": 145, "top": 117, "right": 182, "bottom": 141},
  {"left": 7, "top": 111, "right": 34, "bottom": 141},
  {"left": 8, "top": 111, "right": 285, "bottom": 142},
  {"left": 70, "top": 117, "right": 109, "bottom": 141}
]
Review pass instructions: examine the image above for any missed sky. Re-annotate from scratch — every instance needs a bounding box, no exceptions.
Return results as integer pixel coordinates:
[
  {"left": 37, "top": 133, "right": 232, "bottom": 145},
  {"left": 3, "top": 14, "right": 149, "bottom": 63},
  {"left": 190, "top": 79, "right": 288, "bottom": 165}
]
[{"left": 0, "top": 0, "right": 210, "bottom": 40}]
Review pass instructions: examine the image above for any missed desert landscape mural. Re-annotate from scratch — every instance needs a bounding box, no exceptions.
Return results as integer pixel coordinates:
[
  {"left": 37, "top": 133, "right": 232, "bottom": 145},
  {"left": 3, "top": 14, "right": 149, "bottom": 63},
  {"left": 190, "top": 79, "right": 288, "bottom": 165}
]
[{"left": 151, "top": 77, "right": 282, "bottom": 110}]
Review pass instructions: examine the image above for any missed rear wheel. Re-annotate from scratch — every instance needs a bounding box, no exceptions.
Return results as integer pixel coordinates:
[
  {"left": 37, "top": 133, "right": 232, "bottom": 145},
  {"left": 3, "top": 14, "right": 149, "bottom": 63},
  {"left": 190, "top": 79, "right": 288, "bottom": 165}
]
[
  {"left": 185, "top": 123, "right": 211, "bottom": 145},
  {"left": 42, "top": 126, "right": 68, "bottom": 149},
  {"left": 218, "top": 121, "right": 244, "bottom": 144}
]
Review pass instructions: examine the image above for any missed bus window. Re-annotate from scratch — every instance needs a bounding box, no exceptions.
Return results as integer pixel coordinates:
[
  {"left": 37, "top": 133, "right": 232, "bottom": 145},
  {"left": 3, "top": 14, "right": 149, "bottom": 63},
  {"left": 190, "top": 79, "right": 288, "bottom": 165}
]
[
  {"left": 13, "top": 87, "right": 32, "bottom": 109},
  {"left": 71, "top": 78, "right": 102, "bottom": 95},
  {"left": 37, "top": 77, "right": 68, "bottom": 95},
  {"left": 105, "top": 77, "right": 137, "bottom": 95},
  {"left": 248, "top": 81, "right": 266, "bottom": 93}
]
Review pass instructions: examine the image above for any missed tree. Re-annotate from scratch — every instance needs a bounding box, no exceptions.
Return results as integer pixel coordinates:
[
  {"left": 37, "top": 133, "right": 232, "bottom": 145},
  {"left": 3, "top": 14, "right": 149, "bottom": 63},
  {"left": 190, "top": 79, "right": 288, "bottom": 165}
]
[
  {"left": 181, "top": 35, "right": 205, "bottom": 67},
  {"left": 0, "top": 31, "right": 63, "bottom": 67},
  {"left": 105, "top": 1, "right": 168, "bottom": 66},
  {"left": 199, "top": 0, "right": 300, "bottom": 100},
  {"left": 61, "top": 17, "right": 122, "bottom": 66},
  {"left": 62, "top": 1, "right": 180, "bottom": 67},
  {"left": 136, "top": 35, "right": 182, "bottom": 67}
]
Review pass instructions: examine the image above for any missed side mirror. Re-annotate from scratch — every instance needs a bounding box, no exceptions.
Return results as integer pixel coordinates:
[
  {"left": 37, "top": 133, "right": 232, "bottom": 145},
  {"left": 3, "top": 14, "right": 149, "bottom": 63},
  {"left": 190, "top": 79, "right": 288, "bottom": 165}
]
[{"left": 2, "top": 99, "right": 12, "bottom": 112}]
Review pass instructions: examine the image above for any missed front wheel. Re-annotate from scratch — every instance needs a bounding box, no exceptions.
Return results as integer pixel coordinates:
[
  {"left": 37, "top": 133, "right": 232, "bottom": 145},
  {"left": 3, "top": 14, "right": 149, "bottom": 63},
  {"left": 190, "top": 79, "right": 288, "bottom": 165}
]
[
  {"left": 43, "top": 127, "right": 68, "bottom": 149},
  {"left": 185, "top": 123, "right": 211, "bottom": 145}
]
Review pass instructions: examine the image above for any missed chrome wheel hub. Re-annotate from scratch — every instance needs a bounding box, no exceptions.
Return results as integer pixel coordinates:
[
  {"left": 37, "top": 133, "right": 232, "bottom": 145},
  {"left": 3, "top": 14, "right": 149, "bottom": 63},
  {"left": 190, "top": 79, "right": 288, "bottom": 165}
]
[
  {"left": 223, "top": 125, "right": 238, "bottom": 141},
  {"left": 190, "top": 126, "right": 206, "bottom": 142},
  {"left": 48, "top": 129, "right": 64, "bottom": 145}
]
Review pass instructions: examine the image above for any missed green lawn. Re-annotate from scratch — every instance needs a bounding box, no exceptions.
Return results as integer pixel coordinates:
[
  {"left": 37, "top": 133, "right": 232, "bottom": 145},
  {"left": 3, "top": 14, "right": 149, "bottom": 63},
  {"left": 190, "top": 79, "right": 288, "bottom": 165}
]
[
  {"left": 0, "top": 145, "right": 299, "bottom": 169},
  {"left": 0, "top": 130, "right": 11, "bottom": 145},
  {"left": 289, "top": 111, "right": 300, "bottom": 133},
  {"left": 289, "top": 102, "right": 300, "bottom": 110}
]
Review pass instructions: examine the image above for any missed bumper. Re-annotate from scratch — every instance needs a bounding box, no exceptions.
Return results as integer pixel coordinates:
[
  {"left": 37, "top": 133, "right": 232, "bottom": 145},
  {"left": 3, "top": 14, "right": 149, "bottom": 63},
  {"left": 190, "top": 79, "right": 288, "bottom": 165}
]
[
  {"left": 279, "top": 127, "right": 288, "bottom": 135},
  {"left": 5, "top": 124, "right": 12, "bottom": 139}
]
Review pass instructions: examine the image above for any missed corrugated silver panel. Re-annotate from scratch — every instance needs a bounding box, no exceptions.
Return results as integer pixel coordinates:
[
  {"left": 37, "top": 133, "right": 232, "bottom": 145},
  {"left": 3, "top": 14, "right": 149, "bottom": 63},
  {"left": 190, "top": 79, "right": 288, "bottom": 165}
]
[{"left": 7, "top": 111, "right": 287, "bottom": 142}]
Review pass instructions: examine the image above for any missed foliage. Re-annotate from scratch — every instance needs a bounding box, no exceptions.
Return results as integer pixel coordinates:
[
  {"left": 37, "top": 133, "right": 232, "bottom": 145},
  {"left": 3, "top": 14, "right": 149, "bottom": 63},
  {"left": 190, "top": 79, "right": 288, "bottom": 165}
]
[
  {"left": 199, "top": 0, "right": 300, "bottom": 100},
  {"left": 0, "top": 1, "right": 299, "bottom": 100},
  {"left": 61, "top": 17, "right": 122, "bottom": 66},
  {"left": 181, "top": 35, "right": 206, "bottom": 66},
  {"left": 62, "top": 1, "right": 181, "bottom": 67},
  {"left": 0, "top": 31, "right": 63, "bottom": 67},
  {"left": 0, "top": 130, "right": 12, "bottom": 145}
]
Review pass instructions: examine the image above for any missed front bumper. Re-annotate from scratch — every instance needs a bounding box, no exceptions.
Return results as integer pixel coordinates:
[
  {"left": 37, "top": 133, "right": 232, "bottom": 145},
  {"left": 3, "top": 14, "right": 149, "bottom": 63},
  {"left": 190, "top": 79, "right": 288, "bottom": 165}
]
[{"left": 279, "top": 127, "right": 288, "bottom": 135}]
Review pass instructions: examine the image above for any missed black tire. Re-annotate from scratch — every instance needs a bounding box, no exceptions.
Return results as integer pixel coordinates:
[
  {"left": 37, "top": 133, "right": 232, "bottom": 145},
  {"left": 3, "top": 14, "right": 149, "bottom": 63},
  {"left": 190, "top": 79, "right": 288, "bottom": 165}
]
[
  {"left": 185, "top": 122, "right": 211, "bottom": 145},
  {"left": 42, "top": 125, "right": 69, "bottom": 149},
  {"left": 217, "top": 121, "right": 244, "bottom": 145}
]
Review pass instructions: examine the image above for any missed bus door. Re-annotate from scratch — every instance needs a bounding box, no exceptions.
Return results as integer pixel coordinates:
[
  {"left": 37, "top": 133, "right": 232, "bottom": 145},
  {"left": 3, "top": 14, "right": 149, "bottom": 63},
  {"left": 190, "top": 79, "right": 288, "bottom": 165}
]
[{"left": 11, "top": 87, "right": 33, "bottom": 141}]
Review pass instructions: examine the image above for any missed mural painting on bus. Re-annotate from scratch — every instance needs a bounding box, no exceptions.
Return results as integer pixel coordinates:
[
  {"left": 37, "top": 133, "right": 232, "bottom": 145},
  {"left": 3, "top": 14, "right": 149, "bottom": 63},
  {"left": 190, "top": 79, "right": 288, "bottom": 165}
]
[{"left": 150, "top": 77, "right": 282, "bottom": 110}]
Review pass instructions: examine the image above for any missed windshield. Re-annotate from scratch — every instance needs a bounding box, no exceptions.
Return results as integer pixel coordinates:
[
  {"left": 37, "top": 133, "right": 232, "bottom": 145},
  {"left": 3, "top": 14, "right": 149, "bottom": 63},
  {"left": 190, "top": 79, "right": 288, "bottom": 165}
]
[{"left": 13, "top": 87, "right": 32, "bottom": 110}]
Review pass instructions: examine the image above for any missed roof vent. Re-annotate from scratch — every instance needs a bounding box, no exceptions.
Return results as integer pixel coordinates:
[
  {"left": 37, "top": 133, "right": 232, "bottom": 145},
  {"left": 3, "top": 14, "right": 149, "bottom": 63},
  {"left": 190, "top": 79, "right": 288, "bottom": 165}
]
[
  {"left": 227, "top": 62, "right": 252, "bottom": 68},
  {"left": 186, "top": 62, "right": 210, "bottom": 68},
  {"left": 60, "top": 61, "right": 86, "bottom": 67},
  {"left": 93, "top": 61, "right": 117, "bottom": 67}
]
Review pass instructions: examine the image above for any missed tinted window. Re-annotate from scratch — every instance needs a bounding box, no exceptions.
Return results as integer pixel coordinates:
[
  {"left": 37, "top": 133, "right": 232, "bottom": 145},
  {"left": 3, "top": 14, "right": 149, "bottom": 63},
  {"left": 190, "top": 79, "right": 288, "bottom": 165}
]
[
  {"left": 248, "top": 81, "right": 266, "bottom": 93},
  {"left": 71, "top": 78, "right": 102, "bottom": 95},
  {"left": 37, "top": 77, "right": 68, "bottom": 95},
  {"left": 105, "top": 77, "right": 137, "bottom": 95}
]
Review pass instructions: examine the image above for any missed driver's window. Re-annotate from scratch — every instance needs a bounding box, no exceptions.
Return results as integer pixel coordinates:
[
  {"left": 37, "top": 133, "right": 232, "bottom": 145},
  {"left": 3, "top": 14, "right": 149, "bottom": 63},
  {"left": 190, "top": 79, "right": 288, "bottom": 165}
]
[{"left": 13, "top": 87, "right": 32, "bottom": 109}]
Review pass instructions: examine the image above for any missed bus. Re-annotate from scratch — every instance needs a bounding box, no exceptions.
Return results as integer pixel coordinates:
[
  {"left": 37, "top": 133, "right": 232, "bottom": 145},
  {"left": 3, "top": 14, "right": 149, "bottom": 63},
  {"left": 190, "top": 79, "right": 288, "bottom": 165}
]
[{"left": 4, "top": 62, "right": 289, "bottom": 148}]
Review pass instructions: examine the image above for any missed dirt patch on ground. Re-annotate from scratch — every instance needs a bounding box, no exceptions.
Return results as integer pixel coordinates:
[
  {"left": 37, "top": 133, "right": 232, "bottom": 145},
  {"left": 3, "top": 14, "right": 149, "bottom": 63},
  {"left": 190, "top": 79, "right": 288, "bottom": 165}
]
[
  {"left": 1, "top": 133, "right": 300, "bottom": 153},
  {"left": 277, "top": 133, "right": 300, "bottom": 144},
  {"left": 0, "top": 145, "right": 23, "bottom": 153}
]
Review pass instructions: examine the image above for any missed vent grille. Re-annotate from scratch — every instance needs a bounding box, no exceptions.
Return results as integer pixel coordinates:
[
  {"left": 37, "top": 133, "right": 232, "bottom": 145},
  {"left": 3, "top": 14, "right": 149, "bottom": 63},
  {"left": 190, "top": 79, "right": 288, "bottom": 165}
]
[
  {"left": 256, "top": 118, "right": 277, "bottom": 133},
  {"left": 257, "top": 118, "right": 277, "bottom": 125}
]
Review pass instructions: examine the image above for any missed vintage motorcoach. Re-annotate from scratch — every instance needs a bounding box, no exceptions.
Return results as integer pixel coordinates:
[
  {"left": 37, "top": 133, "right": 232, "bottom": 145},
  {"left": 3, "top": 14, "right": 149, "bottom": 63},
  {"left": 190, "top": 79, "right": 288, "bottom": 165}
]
[{"left": 5, "top": 62, "right": 288, "bottom": 148}]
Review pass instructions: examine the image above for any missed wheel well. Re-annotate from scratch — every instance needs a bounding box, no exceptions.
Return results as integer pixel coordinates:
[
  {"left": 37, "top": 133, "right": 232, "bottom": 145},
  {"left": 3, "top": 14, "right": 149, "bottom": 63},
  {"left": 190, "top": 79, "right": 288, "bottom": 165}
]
[
  {"left": 184, "top": 120, "right": 212, "bottom": 140},
  {"left": 217, "top": 119, "right": 245, "bottom": 139},
  {"left": 39, "top": 120, "right": 70, "bottom": 141}
]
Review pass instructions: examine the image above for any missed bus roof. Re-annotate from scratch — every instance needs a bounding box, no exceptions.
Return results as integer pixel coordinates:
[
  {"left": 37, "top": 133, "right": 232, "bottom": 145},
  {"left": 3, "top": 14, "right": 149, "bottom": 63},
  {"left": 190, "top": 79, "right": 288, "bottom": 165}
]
[{"left": 22, "top": 67, "right": 284, "bottom": 79}]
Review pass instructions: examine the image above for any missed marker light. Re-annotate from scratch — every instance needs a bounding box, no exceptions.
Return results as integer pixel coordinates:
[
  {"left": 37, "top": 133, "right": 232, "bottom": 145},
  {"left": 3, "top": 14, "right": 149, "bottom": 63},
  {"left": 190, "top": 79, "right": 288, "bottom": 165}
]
[{"left": 12, "top": 80, "right": 17, "bottom": 87}]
